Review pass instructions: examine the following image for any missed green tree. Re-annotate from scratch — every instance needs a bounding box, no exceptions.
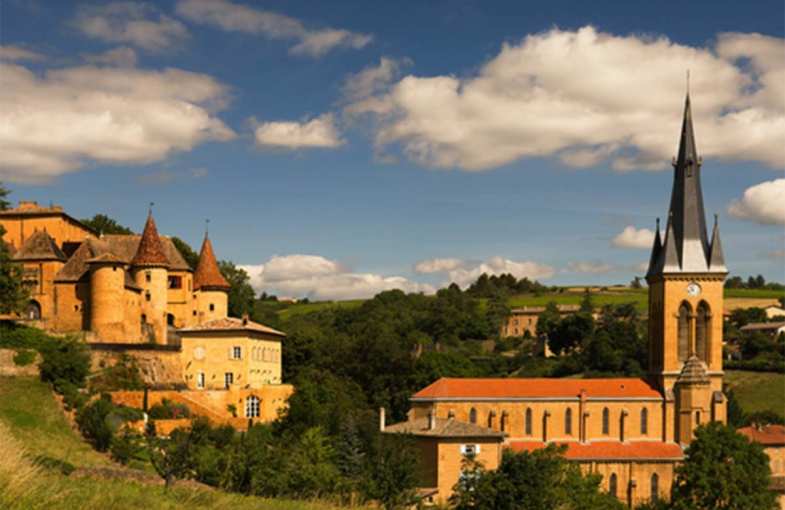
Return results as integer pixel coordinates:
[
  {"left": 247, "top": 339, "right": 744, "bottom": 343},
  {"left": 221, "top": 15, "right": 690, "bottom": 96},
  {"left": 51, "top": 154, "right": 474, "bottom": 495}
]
[
  {"left": 536, "top": 301, "right": 560, "bottom": 340},
  {"left": 0, "top": 182, "right": 10, "bottom": 210},
  {"left": 171, "top": 236, "right": 199, "bottom": 270},
  {"left": 0, "top": 225, "right": 27, "bottom": 314},
  {"left": 284, "top": 427, "right": 341, "bottom": 498},
  {"left": 76, "top": 395, "right": 115, "bottom": 451},
  {"left": 365, "top": 434, "right": 421, "bottom": 510},
  {"left": 80, "top": 214, "right": 133, "bottom": 235},
  {"left": 671, "top": 422, "right": 777, "bottom": 510},
  {"left": 38, "top": 337, "right": 91, "bottom": 392},
  {"left": 579, "top": 289, "right": 594, "bottom": 314},
  {"left": 148, "top": 429, "right": 196, "bottom": 489},
  {"left": 218, "top": 260, "right": 256, "bottom": 318}
]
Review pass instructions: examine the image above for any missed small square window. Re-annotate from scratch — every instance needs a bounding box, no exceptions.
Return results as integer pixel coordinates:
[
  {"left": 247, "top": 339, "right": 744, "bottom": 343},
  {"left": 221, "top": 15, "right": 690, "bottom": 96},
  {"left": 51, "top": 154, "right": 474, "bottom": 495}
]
[
  {"left": 145, "top": 271, "right": 151, "bottom": 283},
  {"left": 145, "top": 291, "right": 151, "bottom": 302},
  {"left": 192, "top": 310, "right": 197, "bottom": 316},
  {"left": 232, "top": 346, "right": 242, "bottom": 360},
  {"left": 209, "top": 303, "right": 215, "bottom": 312}
]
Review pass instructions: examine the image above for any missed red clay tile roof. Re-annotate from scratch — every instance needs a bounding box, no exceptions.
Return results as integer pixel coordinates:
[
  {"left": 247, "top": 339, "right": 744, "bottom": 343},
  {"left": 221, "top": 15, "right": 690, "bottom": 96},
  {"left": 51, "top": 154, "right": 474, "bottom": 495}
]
[
  {"left": 737, "top": 425, "right": 785, "bottom": 446},
  {"left": 178, "top": 317, "right": 285, "bottom": 337},
  {"left": 384, "top": 417, "right": 506, "bottom": 439},
  {"left": 412, "top": 378, "right": 662, "bottom": 400},
  {"left": 193, "top": 235, "right": 230, "bottom": 291},
  {"left": 130, "top": 213, "right": 169, "bottom": 267},
  {"left": 509, "top": 440, "right": 684, "bottom": 461}
]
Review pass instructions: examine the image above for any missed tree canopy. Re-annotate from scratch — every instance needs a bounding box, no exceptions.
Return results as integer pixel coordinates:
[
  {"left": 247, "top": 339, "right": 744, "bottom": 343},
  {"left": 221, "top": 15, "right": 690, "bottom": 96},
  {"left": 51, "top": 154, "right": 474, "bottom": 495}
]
[{"left": 80, "top": 214, "right": 133, "bottom": 235}]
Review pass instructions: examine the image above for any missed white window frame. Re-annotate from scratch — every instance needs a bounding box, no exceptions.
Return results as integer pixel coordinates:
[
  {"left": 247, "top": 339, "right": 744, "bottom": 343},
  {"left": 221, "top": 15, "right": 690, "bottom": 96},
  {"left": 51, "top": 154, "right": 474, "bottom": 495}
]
[
  {"left": 224, "top": 372, "right": 233, "bottom": 389},
  {"left": 232, "top": 346, "right": 242, "bottom": 360},
  {"left": 196, "top": 372, "right": 205, "bottom": 389},
  {"left": 245, "top": 395, "right": 260, "bottom": 418},
  {"left": 460, "top": 444, "right": 480, "bottom": 456}
]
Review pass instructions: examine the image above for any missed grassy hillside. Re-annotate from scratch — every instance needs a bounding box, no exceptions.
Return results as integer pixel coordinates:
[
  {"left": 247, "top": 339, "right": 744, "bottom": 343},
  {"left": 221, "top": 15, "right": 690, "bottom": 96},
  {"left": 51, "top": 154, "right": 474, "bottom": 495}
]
[
  {"left": 724, "top": 370, "right": 785, "bottom": 416},
  {"left": 0, "top": 377, "right": 352, "bottom": 510}
]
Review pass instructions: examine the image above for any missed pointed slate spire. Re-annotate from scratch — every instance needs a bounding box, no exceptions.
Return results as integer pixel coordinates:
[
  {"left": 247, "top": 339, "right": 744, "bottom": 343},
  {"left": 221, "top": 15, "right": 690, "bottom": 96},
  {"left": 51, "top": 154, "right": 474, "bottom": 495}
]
[
  {"left": 661, "top": 213, "right": 681, "bottom": 273},
  {"left": 708, "top": 214, "right": 727, "bottom": 271},
  {"left": 131, "top": 210, "right": 169, "bottom": 268},
  {"left": 646, "top": 218, "right": 662, "bottom": 278},
  {"left": 193, "top": 231, "right": 230, "bottom": 291}
]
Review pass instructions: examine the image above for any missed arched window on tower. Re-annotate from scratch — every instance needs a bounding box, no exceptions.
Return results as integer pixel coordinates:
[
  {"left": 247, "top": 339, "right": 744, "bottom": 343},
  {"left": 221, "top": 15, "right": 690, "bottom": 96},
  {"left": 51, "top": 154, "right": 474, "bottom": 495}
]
[
  {"left": 651, "top": 473, "right": 659, "bottom": 501},
  {"left": 469, "top": 408, "right": 477, "bottom": 424},
  {"left": 641, "top": 407, "right": 648, "bottom": 435},
  {"left": 602, "top": 407, "right": 610, "bottom": 435},
  {"left": 565, "top": 408, "right": 573, "bottom": 436},
  {"left": 525, "top": 408, "right": 533, "bottom": 436},
  {"left": 678, "top": 302, "right": 691, "bottom": 362},
  {"left": 696, "top": 301, "right": 711, "bottom": 364},
  {"left": 609, "top": 473, "right": 618, "bottom": 498}
]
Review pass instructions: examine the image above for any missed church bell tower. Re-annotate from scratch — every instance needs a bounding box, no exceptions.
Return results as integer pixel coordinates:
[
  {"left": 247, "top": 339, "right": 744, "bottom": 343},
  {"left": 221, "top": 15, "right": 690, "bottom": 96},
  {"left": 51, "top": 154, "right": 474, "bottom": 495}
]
[{"left": 645, "top": 93, "right": 728, "bottom": 442}]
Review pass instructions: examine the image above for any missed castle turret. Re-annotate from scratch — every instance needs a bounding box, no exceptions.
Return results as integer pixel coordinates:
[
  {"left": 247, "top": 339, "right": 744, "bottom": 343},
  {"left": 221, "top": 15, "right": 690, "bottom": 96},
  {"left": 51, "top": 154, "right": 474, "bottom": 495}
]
[
  {"left": 87, "top": 253, "right": 126, "bottom": 342},
  {"left": 132, "top": 211, "right": 170, "bottom": 344},
  {"left": 193, "top": 232, "right": 230, "bottom": 323}
]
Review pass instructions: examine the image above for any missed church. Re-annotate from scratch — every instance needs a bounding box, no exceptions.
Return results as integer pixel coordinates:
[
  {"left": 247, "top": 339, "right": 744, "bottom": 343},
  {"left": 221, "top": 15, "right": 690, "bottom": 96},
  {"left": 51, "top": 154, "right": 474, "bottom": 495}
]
[{"left": 383, "top": 93, "right": 729, "bottom": 506}]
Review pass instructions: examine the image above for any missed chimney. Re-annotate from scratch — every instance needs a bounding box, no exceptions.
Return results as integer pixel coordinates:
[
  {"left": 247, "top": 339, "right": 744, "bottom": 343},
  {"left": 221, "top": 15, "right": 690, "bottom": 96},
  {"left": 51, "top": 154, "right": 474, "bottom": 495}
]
[
  {"left": 428, "top": 411, "right": 436, "bottom": 431},
  {"left": 379, "top": 407, "right": 386, "bottom": 432},
  {"left": 242, "top": 313, "right": 249, "bottom": 326}
]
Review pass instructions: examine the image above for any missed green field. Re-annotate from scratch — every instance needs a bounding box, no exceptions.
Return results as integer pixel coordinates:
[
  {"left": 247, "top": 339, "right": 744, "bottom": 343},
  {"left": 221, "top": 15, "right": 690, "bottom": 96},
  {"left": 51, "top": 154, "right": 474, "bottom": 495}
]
[
  {"left": 276, "top": 299, "right": 364, "bottom": 320},
  {"left": 724, "top": 370, "right": 785, "bottom": 417},
  {"left": 0, "top": 377, "right": 353, "bottom": 510}
]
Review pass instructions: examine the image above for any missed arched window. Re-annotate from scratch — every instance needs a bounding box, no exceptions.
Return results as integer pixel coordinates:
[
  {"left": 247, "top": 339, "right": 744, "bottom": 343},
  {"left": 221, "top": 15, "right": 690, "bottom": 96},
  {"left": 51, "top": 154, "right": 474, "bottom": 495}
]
[
  {"left": 469, "top": 408, "right": 477, "bottom": 424},
  {"left": 678, "top": 302, "right": 691, "bottom": 362},
  {"left": 488, "top": 411, "right": 496, "bottom": 429},
  {"left": 501, "top": 411, "right": 508, "bottom": 432},
  {"left": 602, "top": 408, "right": 610, "bottom": 435},
  {"left": 245, "top": 395, "right": 260, "bottom": 418},
  {"left": 25, "top": 300, "right": 41, "bottom": 320},
  {"left": 696, "top": 302, "right": 710, "bottom": 363},
  {"left": 525, "top": 408, "right": 532, "bottom": 435},
  {"left": 565, "top": 408, "right": 573, "bottom": 435},
  {"left": 651, "top": 473, "right": 659, "bottom": 501},
  {"left": 609, "top": 473, "right": 618, "bottom": 498},
  {"left": 641, "top": 408, "right": 648, "bottom": 435},
  {"left": 696, "top": 411, "right": 701, "bottom": 425},
  {"left": 167, "top": 313, "right": 175, "bottom": 326}
]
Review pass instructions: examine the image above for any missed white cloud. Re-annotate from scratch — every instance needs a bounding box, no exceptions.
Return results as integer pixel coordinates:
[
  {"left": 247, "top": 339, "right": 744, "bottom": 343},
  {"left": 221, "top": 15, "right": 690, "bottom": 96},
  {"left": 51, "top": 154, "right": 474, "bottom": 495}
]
[
  {"left": 82, "top": 47, "right": 138, "bottom": 67},
  {"left": 446, "top": 257, "right": 555, "bottom": 288},
  {"left": 0, "top": 45, "right": 45, "bottom": 62},
  {"left": 612, "top": 226, "right": 656, "bottom": 249},
  {"left": 254, "top": 114, "right": 344, "bottom": 149},
  {"left": 728, "top": 179, "right": 785, "bottom": 225},
  {"left": 350, "top": 26, "right": 785, "bottom": 171},
  {"left": 240, "top": 254, "right": 433, "bottom": 301},
  {"left": 0, "top": 62, "right": 234, "bottom": 183},
  {"left": 176, "top": 0, "right": 371, "bottom": 57},
  {"left": 74, "top": 2, "right": 188, "bottom": 52},
  {"left": 414, "top": 257, "right": 465, "bottom": 274},
  {"left": 343, "top": 57, "right": 404, "bottom": 101},
  {"left": 566, "top": 261, "right": 616, "bottom": 274}
]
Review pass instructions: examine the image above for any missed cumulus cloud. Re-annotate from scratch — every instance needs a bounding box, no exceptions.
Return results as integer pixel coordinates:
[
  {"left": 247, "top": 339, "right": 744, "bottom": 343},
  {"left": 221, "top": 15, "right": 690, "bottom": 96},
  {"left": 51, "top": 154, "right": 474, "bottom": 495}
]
[
  {"left": 82, "top": 47, "right": 138, "bottom": 67},
  {"left": 0, "top": 45, "right": 45, "bottom": 62},
  {"left": 176, "top": 0, "right": 371, "bottom": 57},
  {"left": 566, "top": 261, "right": 616, "bottom": 274},
  {"left": 254, "top": 114, "right": 344, "bottom": 149},
  {"left": 0, "top": 62, "right": 234, "bottom": 183},
  {"left": 240, "top": 254, "right": 433, "bottom": 301},
  {"left": 414, "top": 257, "right": 465, "bottom": 274},
  {"left": 349, "top": 26, "right": 785, "bottom": 171},
  {"left": 728, "top": 178, "right": 785, "bottom": 225},
  {"left": 612, "top": 226, "right": 656, "bottom": 249},
  {"left": 74, "top": 2, "right": 189, "bottom": 52}
]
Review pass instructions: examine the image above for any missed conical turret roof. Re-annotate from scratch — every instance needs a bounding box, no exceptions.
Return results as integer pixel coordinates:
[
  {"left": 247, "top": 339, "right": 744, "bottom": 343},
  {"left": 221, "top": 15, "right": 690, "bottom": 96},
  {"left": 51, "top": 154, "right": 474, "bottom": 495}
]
[
  {"left": 131, "top": 212, "right": 169, "bottom": 268},
  {"left": 193, "top": 234, "right": 229, "bottom": 291}
]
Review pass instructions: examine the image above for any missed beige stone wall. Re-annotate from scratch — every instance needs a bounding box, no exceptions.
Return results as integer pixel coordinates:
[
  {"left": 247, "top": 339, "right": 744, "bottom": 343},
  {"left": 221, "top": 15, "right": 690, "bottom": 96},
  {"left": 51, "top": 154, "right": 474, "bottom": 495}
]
[
  {"left": 135, "top": 267, "right": 168, "bottom": 344},
  {"left": 166, "top": 270, "right": 195, "bottom": 329},
  {"left": 180, "top": 331, "right": 283, "bottom": 390},
  {"left": 195, "top": 289, "right": 228, "bottom": 324},
  {"left": 91, "top": 348, "right": 183, "bottom": 386},
  {"left": 52, "top": 281, "right": 89, "bottom": 332},
  {"left": 582, "top": 460, "right": 676, "bottom": 507},
  {"left": 19, "top": 260, "right": 63, "bottom": 326},
  {"left": 421, "top": 399, "right": 666, "bottom": 444},
  {"left": 0, "top": 213, "right": 95, "bottom": 252},
  {"left": 766, "top": 445, "right": 785, "bottom": 477},
  {"left": 89, "top": 264, "right": 127, "bottom": 342},
  {"left": 431, "top": 438, "right": 502, "bottom": 504}
]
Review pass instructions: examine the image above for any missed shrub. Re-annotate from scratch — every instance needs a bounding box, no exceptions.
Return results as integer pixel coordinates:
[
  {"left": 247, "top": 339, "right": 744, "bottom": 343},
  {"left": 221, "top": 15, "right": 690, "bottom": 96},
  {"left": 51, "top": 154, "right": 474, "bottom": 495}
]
[
  {"left": 110, "top": 428, "right": 146, "bottom": 466},
  {"left": 38, "top": 337, "right": 91, "bottom": 392},
  {"left": 0, "top": 322, "right": 51, "bottom": 351},
  {"left": 148, "top": 399, "right": 191, "bottom": 419},
  {"left": 12, "top": 349, "right": 35, "bottom": 366},
  {"left": 89, "top": 354, "right": 145, "bottom": 392},
  {"left": 76, "top": 395, "right": 115, "bottom": 451}
]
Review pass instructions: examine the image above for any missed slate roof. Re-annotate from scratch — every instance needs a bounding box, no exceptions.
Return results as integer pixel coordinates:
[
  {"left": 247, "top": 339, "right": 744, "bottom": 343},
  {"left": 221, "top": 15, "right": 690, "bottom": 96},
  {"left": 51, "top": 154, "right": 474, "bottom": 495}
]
[
  {"left": 412, "top": 378, "right": 662, "bottom": 401},
  {"left": 738, "top": 425, "right": 785, "bottom": 446},
  {"left": 131, "top": 213, "right": 169, "bottom": 267},
  {"left": 384, "top": 417, "right": 506, "bottom": 439},
  {"left": 193, "top": 235, "right": 230, "bottom": 291},
  {"left": 178, "top": 317, "right": 286, "bottom": 337},
  {"left": 12, "top": 230, "right": 66, "bottom": 261},
  {"left": 509, "top": 440, "right": 684, "bottom": 461},
  {"left": 55, "top": 235, "right": 189, "bottom": 282},
  {"left": 647, "top": 93, "right": 726, "bottom": 277},
  {"left": 740, "top": 322, "right": 785, "bottom": 332}
]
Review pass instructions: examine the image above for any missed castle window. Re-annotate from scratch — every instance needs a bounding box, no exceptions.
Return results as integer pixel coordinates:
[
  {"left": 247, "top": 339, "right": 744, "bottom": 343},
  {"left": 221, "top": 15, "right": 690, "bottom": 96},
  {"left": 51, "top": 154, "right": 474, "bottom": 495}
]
[
  {"left": 209, "top": 303, "right": 215, "bottom": 312},
  {"left": 696, "top": 411, "right": 701, "bottom": 425},
  {"left": 168, "top": 275, "right": 182, "bottom": 289},
  {"left": 602, "top": 408, "right": 610, "bottom": 435},
  {"left": 609, "top": 473, "right": 618, "bottom": 498},
  {"left": 565, "top": 408, "right": 573, "bottom": 435},
  {"left": 224, "top": 372, "right": 233, "bottom": 389},
  {"left": 469, "top": 408, "right": 477, "bottom": 424},
  {"left": 145, "top": 271, "right": 151, "bottom": 283},
  {"left": 696, "top": 302, "right": 710, "bottom": 364},
  {"left": 678, "top": 302, "right": 691, "bottom": 362},
  {"left": 196, "top": 372, "right": 205, "bottom": 389},
  {"left": 641, "top": 408, "right": 648, "bottom": 435},
  {"left": 501, "top": 411, "right": 508, "bottom": 432},
  {"left": 232, "top": 346, "right": 241, "bottom": 360},
  {"left": 525, "top": 408, "right": 532, "bottom": 435},
  {"left": 651, "top": 473, "right": 659, "bottom": 501},
  {"left": 245, "top": 396, "right": 260, "bottom": 418},
  {"left": 145, "top": 291, "right": 151, "bottom": 302}
]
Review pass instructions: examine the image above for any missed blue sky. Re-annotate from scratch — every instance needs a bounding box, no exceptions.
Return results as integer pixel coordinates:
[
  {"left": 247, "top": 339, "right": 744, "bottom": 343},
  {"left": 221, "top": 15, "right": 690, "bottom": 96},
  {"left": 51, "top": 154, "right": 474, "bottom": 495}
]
[{"left": 1, "top": 0, "right": 783, "bottom": 299}]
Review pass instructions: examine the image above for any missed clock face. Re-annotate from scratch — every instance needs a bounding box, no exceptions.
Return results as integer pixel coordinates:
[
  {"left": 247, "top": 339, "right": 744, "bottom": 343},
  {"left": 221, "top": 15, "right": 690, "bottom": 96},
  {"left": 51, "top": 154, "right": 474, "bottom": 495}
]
[
  {"left": 686, "top": 282, "right": 702, "bottom": 297},
  {"left": 194, "top": 347, "right": 205, "bottom": 360}
]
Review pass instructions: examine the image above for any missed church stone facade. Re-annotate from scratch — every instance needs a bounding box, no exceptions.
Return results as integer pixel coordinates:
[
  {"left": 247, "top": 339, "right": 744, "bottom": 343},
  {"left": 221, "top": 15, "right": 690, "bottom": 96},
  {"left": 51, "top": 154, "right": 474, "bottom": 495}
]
[{"left": 385, "top": 93, "right": 728, "bottom": 506}]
